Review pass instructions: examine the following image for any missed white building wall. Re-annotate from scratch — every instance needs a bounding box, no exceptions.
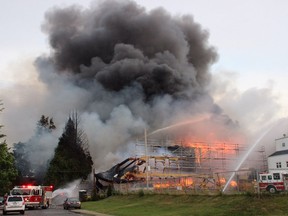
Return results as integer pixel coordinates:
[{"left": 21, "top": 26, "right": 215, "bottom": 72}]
[
  {"left": 275, "top": 135, "right": 288, "bottom": 151},
  {"left": 268, "top": 154, "right": 288, "bottom": 173}
]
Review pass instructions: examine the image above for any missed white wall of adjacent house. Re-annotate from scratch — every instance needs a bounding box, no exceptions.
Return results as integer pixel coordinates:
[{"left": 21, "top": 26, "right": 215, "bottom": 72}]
[
  {"left": 275, "top": 135, "right": 288, "bottom": 151},
  {"left": 268, "top": 154, "right": 288, "bottom": 173}
]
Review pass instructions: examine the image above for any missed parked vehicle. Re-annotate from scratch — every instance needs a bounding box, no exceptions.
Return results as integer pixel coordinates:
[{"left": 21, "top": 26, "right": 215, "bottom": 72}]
[
  {"left": 63, "top": 197, "right": 81, "bottom": 209},
  {"left": 258, "top": 172, "right": 288, "bottom": 193},
  {"left": 10, "top": 184, "right": 53, "bottom": 209},
  {"left": 3, "top": 196, "right": 25, "bottom": 215},
  {"left": 0, "top": 196, "right": 4, "bottom": 209}
]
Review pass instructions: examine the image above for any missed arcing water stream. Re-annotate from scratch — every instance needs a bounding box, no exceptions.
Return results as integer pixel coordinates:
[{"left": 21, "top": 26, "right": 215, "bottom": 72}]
[
  {"left": 146, "top": 114, "right": 278, "bottom": 194},
  {"left": 148, "top": 114, "right": 211, "bottom": 136},
  {"left": 222, "top": 126, "right": 274, "bottom": 193}
]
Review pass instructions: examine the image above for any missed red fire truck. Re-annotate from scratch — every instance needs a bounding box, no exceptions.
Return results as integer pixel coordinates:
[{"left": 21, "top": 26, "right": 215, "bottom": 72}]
[
  {"left": 10, "top": 185, "right": 54, "bottom": 209},
  {"left": 258, "top": 172, "right": 288, "bottom": 193}
]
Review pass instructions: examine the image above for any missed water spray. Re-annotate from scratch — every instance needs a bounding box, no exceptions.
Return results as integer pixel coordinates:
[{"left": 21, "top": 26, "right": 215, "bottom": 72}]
[
  {"left": 148, "top": 113, "right": 211, "bottom": 136},
  {"left": 222, "top": 125, "right": 274, "bottom": 193}
]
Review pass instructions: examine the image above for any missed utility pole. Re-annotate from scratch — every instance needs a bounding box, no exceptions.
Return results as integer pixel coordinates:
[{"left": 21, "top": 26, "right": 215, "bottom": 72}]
[
  {"left": 93, "top": 168, "right": 96, "bottom": 192},
  {"left": 145, "top": 128, "right": 149, "bottom": 189}
]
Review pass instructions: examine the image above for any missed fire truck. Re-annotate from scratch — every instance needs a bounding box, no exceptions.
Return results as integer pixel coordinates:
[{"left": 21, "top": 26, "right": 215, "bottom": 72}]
[
  {"left": 258, "top": 172, "right": 288, "bottom": 193},
  {"left": 10, "top": 185, "right": 54, "bottom": 209}
]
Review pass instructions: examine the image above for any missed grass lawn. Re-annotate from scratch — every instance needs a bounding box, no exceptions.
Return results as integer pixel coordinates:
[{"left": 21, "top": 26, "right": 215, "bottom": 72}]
[{"left": 81, "top": 193, "right": 288, "bottom": 216}]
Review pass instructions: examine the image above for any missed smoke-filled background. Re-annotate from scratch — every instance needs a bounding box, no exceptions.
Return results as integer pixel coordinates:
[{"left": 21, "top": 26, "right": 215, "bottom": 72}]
[{"left": 1, "top": 0, "right": 287, "bottom": 173}]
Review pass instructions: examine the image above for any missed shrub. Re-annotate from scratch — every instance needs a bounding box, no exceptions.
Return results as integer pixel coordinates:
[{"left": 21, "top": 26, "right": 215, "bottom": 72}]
[
  {"left": 138, "top": 189, "right": 145, "bottom": 197},
  {"left": 107, "top": 185, "right": 113, "bottom": 197}
]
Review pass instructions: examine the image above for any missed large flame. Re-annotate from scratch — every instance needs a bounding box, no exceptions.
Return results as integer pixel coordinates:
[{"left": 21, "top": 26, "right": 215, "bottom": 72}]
[
  {"left": 184, "top": 133, "right": 244, "bottom": 166},
  {"left": 153, "top": 177, "right": 194, "bottom": 189}
]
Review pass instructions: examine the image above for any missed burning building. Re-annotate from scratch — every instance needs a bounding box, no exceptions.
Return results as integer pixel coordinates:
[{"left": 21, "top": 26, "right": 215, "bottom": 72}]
[
  {"left": 95, "top": 136, "right": 263, "bottom": 193},
  {"left": 95, "top": 157, "right": 146, "bottom": 191},
  {"left": 3, "top": 0, "right": 268, "bottom": 193}
]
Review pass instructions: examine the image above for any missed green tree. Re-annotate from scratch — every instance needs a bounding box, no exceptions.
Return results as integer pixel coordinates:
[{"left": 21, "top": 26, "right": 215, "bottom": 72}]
[
  {"left": 0, "top": 143, "right": 18, "bottom": 194},
  {"left": 0, "top": 101, "right": 18, "bottom": 194},
  {"left": 37, "top": 115, "right": 56, "bottom": 133},
  {"left": 0, "top": 100, "right": 4, "bottom": 139},
  {"left": 13, "top": 142, "right": 33, "bottom": 181},
  {"left": 45, "top": 112, "right": 93, "bottom": 188}
]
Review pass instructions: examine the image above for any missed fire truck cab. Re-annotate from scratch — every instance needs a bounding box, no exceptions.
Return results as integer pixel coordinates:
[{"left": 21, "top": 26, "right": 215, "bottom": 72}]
[
  {"left": 10, "top": 185, "right": 53, "bottom": 209},
  {"left": 258, "top": 172, "right": 288, "bottom": 193}
]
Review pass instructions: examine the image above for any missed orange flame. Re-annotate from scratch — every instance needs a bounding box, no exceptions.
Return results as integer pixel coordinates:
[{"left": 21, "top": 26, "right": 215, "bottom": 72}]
[
  {"left": 230, "top": 180, "right": 237, "bottom": 187},
  {"left": 219, "top": 177, "right": 226, "bottom": 185},
  {"left": 153, "top": 183, "right": 171, "bottom": 189},
  {"left": 153, "top": 177, "right": 193, "bottom": 189},
  {"left": 180, "top": 177, "right": 193, "bottom": 186},
  {"left": 184, "top": 137, "right": 242, "bottom": 165}
]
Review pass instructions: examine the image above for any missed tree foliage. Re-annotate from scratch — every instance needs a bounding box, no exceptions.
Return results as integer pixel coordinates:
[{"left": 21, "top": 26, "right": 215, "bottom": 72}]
[
  {"left": 0, "top": 143, "right": 18, "bottom": 194},
  {"left": 13, "top": 142, "right": 33, "bottom": 181},
  {"left": 45, "top": 113, "right": 93, "bottom": 188},
  {"left": 0, "top": 100, "right": 5, "bottom": 140},
  {"left": 0, "top": 101, "right": 18, "bottom": 194},
  {"left": 37, "top": 115, "right": 56, "bottom": 133}
]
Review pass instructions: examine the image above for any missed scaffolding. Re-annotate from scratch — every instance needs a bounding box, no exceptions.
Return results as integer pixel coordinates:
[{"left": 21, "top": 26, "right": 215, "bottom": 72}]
[
  {"left": 133, "top": 138, "right": 263, "bottom": 174},
  {"left": 114, "top": 137, "right": 267, "bottom": 194}
]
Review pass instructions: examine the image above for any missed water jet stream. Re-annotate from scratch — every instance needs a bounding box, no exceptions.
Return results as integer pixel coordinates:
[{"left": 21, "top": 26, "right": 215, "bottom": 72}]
[
  {"left": 222, "top": 126, "right": 273, "bottom": 193},
  {"left": 148, "top": 114, "right": 210, "bottom": 136}
]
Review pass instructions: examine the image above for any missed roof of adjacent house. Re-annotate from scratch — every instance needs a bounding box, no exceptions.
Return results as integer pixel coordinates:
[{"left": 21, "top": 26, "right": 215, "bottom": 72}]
[{"left": 269, "top": 149, "right": 288, "bottom": 157}]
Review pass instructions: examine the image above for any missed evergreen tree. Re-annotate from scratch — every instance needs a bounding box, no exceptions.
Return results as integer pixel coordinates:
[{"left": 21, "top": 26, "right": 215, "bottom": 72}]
[
  {"left": 37, "top": 115, "right": 56, "bottom": 134},
  {"left": 0, "top": 100, "right": 4, "bottom": 139},
  {"left": 45, "top": 113, "right": 93, "bottom": 188},
  {"left": 0, "top": 101, "right": 18, "bottom": 194},
  {"left": 13, "top": 142, "right": 32, "bottom": 178}
]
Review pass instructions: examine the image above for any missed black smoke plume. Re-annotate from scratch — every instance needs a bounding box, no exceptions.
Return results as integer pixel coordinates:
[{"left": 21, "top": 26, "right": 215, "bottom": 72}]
[
  {"left": 34, "top": 0, "right": 241, "bottom": 169},
  {"left": 41, "top": 0, "right": 217, "bottom": 100}
]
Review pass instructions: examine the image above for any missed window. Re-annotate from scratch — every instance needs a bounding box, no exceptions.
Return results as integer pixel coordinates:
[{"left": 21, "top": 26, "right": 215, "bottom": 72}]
[
  {"left": 268, "top": 175, "right": 272, "bottom": 180},
  {"left": 276, "top": 162, "right": 282, "bottom": 168},
  {"left": 261, "top": 176, "right": 267, "bottom": 181},
  {"left": 286, "top": 161, "right": 288, "bottom": 167},
  {"left": 8, "top": 197, "right": 23, "bottom": 202},
  {"left": 282, "top": 142, "right": 286, "bottom": 147},
  {"left": 273, "top": 173, "right": 281, "bottom": 180},
  {"left": 11, "top": 189, "right": 30, "bottom": 195}
]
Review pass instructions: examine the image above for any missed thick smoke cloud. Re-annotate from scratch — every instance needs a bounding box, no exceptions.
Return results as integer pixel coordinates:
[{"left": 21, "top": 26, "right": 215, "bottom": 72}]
[
  {"left": 41, "top": 0, "right": 217, "bottom": 100},
  {"left": 31, "top": 0, "right": 245, "bottom": 170},
  {"left": 2, "top": 0, "right": 266, "bottom": 175}
]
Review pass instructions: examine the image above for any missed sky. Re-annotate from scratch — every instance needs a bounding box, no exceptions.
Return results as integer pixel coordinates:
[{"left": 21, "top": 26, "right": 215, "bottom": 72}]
[{"left": 1, "top": 0, "right": 288, "bottom": 164}]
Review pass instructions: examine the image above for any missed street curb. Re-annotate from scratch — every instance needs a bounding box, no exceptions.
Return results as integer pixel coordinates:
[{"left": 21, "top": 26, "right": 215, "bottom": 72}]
[{"left": 72, "top": 209, "right": 113, "bottom": 216}]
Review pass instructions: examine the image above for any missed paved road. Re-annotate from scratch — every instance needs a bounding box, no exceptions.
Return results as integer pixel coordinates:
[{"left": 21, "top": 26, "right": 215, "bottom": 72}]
[{"left": 0, "top": 205, "right": 87, "bottom": 216}]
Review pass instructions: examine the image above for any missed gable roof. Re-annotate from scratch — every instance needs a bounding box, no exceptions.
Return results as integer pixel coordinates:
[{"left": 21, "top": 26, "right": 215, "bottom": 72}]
[{"left": 269, "top": 149, "right": 288, "bottom": 157}]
